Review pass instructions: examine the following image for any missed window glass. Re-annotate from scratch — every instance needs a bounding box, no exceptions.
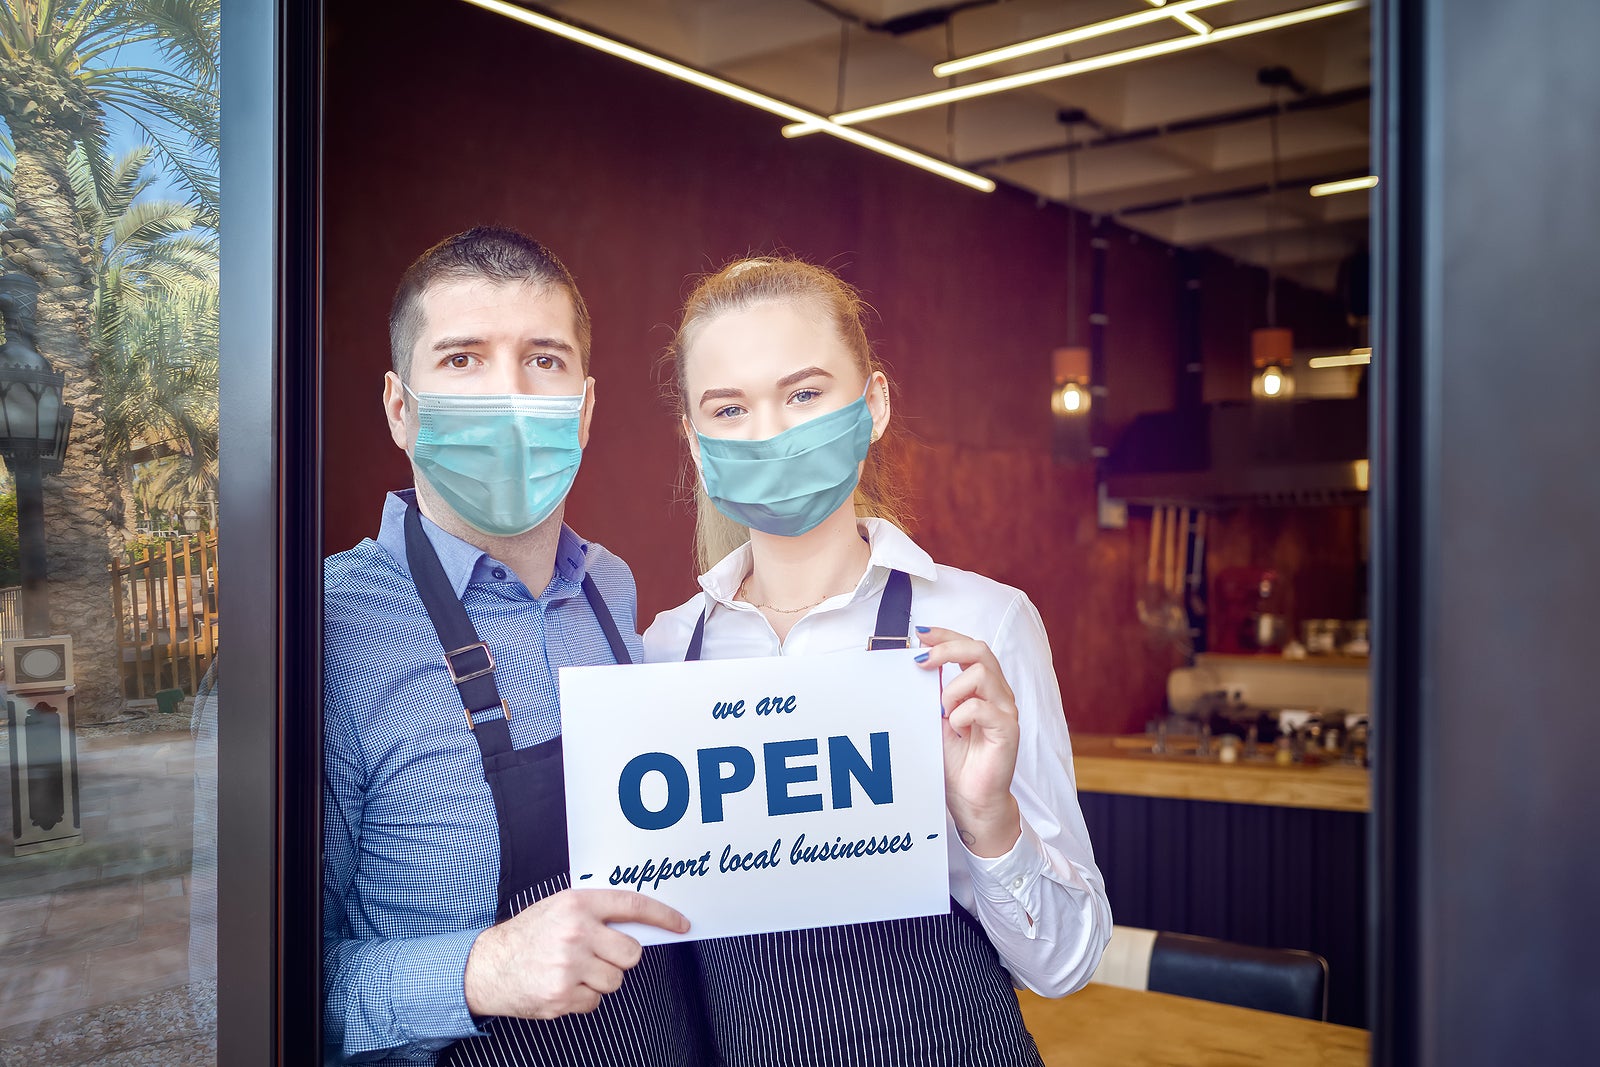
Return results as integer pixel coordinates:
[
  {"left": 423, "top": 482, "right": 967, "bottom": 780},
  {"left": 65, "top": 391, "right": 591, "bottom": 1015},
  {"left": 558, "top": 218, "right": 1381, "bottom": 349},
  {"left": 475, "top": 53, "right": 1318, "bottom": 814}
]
[{"left": 0, "top": 4, "right": 220, "bottom": 1061}]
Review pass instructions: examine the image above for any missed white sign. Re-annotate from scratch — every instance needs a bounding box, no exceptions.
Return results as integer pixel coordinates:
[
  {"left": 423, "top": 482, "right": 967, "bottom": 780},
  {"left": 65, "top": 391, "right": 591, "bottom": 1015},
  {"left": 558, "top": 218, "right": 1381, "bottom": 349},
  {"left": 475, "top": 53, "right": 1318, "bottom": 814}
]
[{"left": 560, "top": 648, "right": 949, "bottom": 945}]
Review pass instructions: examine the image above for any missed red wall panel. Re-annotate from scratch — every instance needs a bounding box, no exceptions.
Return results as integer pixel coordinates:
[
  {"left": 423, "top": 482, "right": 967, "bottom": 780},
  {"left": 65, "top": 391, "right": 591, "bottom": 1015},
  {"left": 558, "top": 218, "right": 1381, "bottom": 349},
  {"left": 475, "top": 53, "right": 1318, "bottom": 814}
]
[{"left": 322, "top": 0, "right": 1353, "bottom": 735}]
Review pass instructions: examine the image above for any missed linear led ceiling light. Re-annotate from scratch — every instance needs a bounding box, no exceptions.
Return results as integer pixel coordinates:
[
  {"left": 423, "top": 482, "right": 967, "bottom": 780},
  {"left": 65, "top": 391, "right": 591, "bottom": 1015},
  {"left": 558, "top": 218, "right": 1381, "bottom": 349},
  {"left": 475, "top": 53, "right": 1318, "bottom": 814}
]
[
  {"left": 1146, "top": 0, "right": 1216, "bottom": 39},
  {"left": 932, "top": 0, "right": 1235, "bottom": 78},
  {"left": 459, "top": 0, "right": 995, "bottom": 192},
  {"left": 1308, "top": 348, "right": 1372, "bottom": 368},
  {"left": 1309, "top": 175, "right": 1379, "bottom": 196},
  {"left": 787, "top": 0, "right": 1368, "bottom": 138}
]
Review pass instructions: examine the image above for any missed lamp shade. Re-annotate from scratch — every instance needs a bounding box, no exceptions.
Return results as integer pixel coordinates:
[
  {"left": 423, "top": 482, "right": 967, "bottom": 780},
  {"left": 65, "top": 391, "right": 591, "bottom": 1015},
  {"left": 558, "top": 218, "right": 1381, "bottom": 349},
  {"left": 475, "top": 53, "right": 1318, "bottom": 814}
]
[
  {"left": 1052, "top": 346, "right": 1091, "bottom": 383},
  {"left": 1251, "top": 327, "right": 1294, "bottom": 368}
]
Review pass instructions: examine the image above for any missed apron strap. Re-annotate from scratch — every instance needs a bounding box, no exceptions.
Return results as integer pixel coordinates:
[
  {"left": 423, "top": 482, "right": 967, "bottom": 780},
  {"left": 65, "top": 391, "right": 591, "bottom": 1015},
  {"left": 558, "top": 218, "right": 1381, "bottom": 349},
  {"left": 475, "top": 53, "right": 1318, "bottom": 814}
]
[
  {"left": 404, "top": 502, "right": 510, "bottom": 752},
  {"left": 684, "top": 570, "right": 912, "bottom": 661},
  {"left": 868, "top": 569, "right": 913, "bottom": 650},
  {"left": 404, "top": 502, "right": 633, "bottom": 760},
  {"left": 685, "top": 597, "right": 709, "bottom": 662},
  {"left": 581, "top": 574, "right": 634, "bottom": 666}
]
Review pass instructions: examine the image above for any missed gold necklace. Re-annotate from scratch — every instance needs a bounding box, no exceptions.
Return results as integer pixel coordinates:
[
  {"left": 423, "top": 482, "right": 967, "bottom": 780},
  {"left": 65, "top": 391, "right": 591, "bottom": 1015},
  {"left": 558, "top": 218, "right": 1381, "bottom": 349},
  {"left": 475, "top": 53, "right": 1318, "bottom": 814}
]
[{"left": 737, "top": 575, "right": 851, "bottom": 614}]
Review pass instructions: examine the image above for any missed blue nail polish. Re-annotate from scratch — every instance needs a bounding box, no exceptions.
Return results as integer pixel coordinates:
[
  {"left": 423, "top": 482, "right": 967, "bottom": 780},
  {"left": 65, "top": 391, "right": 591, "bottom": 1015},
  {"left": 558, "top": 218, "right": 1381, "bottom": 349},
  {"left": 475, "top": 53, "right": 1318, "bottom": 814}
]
[
  {"left": 914, "top": 651, "right": 929, "bottom": 663},
  {"left": 915, "top": 625, "right": 931, "bottom": 633}
]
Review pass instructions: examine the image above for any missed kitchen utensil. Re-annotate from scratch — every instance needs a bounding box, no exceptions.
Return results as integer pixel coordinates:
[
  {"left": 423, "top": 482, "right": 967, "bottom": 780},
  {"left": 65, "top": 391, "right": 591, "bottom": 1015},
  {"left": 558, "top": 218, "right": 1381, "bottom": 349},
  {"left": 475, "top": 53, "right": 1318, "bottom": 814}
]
[
  {"left": 1188, "top": 512, "right": 1207, "bottom": 617},
  {"left": 1158, "top": 508, "right": 1193, "bottom": 654},
  {"left": 1137, "top": 506, "right": 1166, "bottom": 630},
  {"left": 1138, "top": 506, "right": 1193, "bottom": 655}
]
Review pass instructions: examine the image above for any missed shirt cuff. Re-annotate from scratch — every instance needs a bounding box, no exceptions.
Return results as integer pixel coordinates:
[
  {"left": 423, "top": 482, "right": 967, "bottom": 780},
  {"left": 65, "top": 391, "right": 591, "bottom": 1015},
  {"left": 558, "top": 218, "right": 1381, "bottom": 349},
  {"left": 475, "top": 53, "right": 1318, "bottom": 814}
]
[
  {"left": 965, "top": 821, "right": 1050, "bottom": 936},
  {"left": 391, "top": 927, "right": 492, "bottom": 1042}
]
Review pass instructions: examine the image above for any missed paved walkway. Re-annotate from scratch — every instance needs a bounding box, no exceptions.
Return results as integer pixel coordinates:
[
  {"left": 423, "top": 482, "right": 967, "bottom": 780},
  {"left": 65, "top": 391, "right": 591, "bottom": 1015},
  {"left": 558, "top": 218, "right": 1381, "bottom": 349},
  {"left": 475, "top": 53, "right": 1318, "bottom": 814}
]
[{"left": 0, "top": 723, "right": 215, "bottom": 1063}]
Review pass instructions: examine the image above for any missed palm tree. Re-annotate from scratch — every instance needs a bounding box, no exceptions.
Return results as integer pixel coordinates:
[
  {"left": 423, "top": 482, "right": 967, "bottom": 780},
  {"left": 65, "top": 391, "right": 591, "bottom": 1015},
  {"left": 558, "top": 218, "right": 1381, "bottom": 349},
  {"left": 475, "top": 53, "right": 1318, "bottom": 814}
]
[
  {"left": 0, "top": 0, "right": 218, "bottom": 717},
  {"left": 70, "top": 144, "right": 218, "bottom": 515}
]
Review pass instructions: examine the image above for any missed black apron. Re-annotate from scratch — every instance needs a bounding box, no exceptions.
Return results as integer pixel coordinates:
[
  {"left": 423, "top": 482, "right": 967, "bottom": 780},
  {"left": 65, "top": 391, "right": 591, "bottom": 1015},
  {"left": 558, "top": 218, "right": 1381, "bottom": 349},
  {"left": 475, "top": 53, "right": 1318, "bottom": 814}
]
[
  {"left": 684, "top": 570, "right": 1045, "bottom": 1067},
  {"left": 403, "top": 505, "right": 707, "bottom": 1067}
]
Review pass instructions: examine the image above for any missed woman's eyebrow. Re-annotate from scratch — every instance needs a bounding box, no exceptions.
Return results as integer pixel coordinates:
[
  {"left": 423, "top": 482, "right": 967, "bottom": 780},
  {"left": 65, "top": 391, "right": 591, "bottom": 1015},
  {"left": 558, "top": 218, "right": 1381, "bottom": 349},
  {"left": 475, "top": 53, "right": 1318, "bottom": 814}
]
[
  {"left": 775, "top": 366, "right": 834, "bottom": 389},
  {"left": 699, "top": 386, "right": 745, "bottom": 405}
]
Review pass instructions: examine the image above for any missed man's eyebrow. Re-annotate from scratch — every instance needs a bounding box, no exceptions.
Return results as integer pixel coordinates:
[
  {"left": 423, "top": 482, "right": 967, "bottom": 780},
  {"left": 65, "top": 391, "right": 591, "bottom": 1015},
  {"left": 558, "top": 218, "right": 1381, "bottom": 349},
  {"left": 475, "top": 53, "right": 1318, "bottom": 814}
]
[{"left": 429, "top": 335, "right": 576, "bottom": 353}]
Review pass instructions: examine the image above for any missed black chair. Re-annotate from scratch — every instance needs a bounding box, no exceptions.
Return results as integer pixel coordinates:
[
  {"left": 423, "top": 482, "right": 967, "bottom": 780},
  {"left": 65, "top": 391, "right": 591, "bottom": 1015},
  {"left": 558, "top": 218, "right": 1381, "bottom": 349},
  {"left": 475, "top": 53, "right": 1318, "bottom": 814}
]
[{"left": 1146, "top": 930, "right": 1329, "bottom": 1021}]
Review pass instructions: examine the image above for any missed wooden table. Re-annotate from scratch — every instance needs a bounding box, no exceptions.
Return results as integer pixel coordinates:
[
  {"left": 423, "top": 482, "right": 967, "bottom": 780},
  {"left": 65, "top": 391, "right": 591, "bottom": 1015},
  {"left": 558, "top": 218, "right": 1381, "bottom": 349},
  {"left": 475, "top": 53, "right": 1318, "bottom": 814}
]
[
  {"left": 1018, "top": 984, "right": 1370, "bottom": 1066},
  {"left": 1071, "top": 734, "right": 1371, "bottom": 813}
]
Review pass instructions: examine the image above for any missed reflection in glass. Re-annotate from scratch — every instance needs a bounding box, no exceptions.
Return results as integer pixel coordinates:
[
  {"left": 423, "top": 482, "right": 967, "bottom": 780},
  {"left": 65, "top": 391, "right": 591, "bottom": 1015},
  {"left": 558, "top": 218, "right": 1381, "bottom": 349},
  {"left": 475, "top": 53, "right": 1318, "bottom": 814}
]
[{"left": 0, "top": 2, "right": 220, "bottom": 1061}]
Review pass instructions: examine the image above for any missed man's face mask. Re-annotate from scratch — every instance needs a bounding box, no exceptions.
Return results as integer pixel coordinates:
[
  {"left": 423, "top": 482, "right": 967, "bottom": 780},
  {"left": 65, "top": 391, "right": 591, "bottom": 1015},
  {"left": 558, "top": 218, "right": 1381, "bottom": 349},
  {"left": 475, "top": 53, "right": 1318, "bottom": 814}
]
[{"left": 405, "top": 382, "right": 586, "bottom": 537}]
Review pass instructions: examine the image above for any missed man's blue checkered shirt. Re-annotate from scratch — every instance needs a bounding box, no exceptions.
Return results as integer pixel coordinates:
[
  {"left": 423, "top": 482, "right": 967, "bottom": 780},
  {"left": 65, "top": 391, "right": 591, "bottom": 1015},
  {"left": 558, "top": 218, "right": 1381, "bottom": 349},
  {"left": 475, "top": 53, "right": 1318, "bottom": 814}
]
[{"left": 322, "top": 490, "right": 644, "bottom": 1064}]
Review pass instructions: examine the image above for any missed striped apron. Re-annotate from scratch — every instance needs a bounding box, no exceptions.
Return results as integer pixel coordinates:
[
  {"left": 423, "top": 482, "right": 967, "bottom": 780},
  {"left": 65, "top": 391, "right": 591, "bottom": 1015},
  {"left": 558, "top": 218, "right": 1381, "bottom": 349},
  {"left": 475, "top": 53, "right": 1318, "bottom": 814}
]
[
  {"left": 682, "top": 570, "right": 1045, "bottom": 1067},
  {"left": 405, "top": 504, "right": 709, "bottom": 1066}
]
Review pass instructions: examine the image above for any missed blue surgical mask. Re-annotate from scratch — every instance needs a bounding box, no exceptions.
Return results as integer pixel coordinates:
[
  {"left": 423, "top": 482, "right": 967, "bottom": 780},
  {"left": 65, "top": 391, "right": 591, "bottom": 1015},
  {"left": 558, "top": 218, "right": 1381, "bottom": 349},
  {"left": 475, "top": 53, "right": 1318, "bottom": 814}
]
[
  {"left": 405, "top": 382, "right": 586, "bottom": 537},
  {"left": 696, "top": 382, "right": 875, "bottom": 537}
]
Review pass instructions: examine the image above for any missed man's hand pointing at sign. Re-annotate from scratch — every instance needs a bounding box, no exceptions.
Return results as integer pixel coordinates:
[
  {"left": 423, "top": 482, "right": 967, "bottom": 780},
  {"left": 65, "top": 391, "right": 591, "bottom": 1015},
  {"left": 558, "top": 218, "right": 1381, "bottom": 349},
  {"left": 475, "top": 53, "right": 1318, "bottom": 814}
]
[{"left": 915, "top": 626, "right": 1026, "bottom": 861}]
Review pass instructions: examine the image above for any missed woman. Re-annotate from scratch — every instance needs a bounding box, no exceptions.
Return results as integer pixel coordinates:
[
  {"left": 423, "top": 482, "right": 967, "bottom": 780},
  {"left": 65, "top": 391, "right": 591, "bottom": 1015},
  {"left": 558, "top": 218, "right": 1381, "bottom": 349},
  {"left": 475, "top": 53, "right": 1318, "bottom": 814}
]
[{"left": 643, "top": 257, "right": 1112, "bottom": 1066}]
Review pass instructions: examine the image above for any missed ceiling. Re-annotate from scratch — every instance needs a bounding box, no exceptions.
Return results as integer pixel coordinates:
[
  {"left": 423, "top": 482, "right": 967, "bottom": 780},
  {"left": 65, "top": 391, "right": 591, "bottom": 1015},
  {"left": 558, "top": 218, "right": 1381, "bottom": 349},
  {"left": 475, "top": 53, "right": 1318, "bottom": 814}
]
[{"left": 538, "top": 0, "right": 1373, "bottom": 294}]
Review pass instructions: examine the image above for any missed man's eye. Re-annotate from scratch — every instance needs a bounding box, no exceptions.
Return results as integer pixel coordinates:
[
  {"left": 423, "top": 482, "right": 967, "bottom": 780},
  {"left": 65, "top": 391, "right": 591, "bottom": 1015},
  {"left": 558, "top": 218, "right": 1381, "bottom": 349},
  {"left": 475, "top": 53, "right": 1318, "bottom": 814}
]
[
  {"left": 534, "top": 354, "right": 563, "bottom": 371},
  {"left": 447, "top": 354, "right": 472, "bottom": 369}
]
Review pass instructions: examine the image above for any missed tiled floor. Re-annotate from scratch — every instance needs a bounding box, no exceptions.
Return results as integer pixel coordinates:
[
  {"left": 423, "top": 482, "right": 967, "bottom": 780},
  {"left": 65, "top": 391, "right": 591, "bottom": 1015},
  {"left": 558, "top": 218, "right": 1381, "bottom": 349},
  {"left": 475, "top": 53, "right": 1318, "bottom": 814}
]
[{"left": 0, "top": 723, "right": 214, "bottom": 1063}]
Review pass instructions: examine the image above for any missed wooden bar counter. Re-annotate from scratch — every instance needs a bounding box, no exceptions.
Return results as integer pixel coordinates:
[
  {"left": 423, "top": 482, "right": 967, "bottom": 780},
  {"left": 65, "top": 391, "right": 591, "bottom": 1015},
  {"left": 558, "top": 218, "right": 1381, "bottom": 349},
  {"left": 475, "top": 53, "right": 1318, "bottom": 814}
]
[
  {"left": 1071, "top": 734, "right": 1370, "bottom": 813},
  {"left": 1018, "top": 985, "right": 1370, "bottom": 1066}
]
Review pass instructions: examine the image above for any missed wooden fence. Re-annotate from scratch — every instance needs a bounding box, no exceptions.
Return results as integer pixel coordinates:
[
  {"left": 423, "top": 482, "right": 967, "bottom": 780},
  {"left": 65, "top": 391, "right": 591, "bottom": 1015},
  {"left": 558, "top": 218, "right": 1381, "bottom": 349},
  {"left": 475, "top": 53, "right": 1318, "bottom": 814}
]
[{"left": 113, "top": 532, "right": 219, "bottom": 698}]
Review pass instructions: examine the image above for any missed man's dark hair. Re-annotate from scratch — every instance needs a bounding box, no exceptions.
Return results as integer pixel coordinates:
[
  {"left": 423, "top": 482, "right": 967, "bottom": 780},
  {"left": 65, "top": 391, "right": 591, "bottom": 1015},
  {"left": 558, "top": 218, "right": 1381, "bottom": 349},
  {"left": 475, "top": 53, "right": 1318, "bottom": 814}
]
[{"left": 389, "top": 226, "right": 592, "bottom": 380}]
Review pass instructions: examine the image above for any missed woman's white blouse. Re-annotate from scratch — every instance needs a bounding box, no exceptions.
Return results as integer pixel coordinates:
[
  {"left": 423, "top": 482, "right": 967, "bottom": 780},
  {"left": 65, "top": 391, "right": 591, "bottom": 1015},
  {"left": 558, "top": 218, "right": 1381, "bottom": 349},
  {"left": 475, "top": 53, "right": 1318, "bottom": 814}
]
[{"left": 642, "top": 518, "right": 1113, "bottom": 997}]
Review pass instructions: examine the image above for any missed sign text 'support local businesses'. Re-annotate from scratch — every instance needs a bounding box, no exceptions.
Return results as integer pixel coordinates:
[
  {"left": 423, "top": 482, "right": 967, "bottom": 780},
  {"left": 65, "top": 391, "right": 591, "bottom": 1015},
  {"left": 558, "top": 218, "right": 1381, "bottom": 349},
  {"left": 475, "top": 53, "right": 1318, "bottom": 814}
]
[{"left": 560, "top": 649, "right": 948, "bottom": 945}]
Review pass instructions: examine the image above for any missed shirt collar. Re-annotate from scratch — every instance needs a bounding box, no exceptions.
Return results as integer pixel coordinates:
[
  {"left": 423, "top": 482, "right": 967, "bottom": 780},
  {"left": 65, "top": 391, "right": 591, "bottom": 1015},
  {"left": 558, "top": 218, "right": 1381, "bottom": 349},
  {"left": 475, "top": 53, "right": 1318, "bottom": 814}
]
[
  {"left": 697, "top": 517, "right": 938, "bottom": 607},
  {"left": 376, "top": 489, "right": 591, "bottom": 600}
]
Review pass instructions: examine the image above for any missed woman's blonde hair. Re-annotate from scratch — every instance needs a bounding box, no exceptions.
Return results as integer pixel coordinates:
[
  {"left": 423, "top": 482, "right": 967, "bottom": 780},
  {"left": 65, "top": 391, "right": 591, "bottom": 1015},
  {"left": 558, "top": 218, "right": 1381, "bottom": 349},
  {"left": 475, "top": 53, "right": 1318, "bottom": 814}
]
[{"left": 667, "top": 256, "right": 909, "bottom": 574}]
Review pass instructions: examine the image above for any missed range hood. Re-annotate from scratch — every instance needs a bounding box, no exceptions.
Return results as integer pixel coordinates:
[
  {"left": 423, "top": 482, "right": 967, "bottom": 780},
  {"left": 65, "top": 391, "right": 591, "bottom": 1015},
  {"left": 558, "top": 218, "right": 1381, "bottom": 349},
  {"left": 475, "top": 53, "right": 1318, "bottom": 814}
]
[{"left": 1101, "top": 397, "right": 1369, "bottom": 508}]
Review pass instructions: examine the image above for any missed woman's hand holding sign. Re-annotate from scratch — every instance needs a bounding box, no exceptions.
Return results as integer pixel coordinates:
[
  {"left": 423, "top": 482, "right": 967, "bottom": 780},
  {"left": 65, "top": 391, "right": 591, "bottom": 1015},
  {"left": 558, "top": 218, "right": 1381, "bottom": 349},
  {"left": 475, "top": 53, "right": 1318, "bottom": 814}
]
[
  {"left": 463, "top": 888, "right": 690, "bottom": 1020},
  {"left": 915, "top": 627, "right": 1024, "bottom": 859}
]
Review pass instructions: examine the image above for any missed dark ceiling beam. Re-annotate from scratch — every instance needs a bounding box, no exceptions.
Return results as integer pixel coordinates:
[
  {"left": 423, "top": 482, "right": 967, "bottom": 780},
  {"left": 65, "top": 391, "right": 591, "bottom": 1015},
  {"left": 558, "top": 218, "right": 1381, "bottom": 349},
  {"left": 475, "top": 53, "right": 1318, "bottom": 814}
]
[
  {"left": 965, "top": 86, "right": 1371, "bottom": 171},
  {"left": 798, "top": 0, "right": 1000, "bottom": 35},
  {"left": 1112, "top": 169, "right": 1373, "bottom": 219}
]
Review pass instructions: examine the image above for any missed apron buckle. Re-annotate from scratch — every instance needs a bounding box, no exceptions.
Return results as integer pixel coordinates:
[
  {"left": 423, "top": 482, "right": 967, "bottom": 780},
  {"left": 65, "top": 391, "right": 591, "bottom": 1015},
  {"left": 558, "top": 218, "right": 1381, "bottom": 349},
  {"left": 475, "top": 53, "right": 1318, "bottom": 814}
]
[
  {"left": 444, "top": 641, "right": 495, "bottom": 684},
  {"left": 867, "top": 635, "right": 912, "bottom": 650},
  {"left": 464, "top": 698, "right": 512, "bottom": 731}
]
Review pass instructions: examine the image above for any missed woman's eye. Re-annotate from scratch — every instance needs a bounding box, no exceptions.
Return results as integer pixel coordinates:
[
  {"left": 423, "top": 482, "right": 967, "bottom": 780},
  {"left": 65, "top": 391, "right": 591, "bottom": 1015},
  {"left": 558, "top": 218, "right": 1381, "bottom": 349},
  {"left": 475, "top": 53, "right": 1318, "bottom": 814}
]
[
  {"left": 712, "top": 404, "right": 746, "bottom": 419},
  {"left": 790, "top": 388, "right": 821, "bottom": 405}
]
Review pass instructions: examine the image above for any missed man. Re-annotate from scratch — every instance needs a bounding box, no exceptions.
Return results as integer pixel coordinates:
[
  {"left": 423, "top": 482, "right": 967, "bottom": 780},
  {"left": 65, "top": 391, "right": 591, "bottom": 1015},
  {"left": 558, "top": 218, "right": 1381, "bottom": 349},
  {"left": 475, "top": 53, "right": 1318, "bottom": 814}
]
[{"left": 323, "top": 228, "right": 702, "bottom": 1065}]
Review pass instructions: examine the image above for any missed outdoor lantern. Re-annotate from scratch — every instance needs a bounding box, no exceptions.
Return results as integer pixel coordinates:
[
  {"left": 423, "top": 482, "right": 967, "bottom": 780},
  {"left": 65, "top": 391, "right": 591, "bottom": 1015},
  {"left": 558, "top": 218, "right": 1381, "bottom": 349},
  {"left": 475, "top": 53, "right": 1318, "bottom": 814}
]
[
  {"left": 0, "top": 355, "right": 75, "bottom": 473},
  {"left": 183, "top": 508, "right": 202, "bottom": 534}
]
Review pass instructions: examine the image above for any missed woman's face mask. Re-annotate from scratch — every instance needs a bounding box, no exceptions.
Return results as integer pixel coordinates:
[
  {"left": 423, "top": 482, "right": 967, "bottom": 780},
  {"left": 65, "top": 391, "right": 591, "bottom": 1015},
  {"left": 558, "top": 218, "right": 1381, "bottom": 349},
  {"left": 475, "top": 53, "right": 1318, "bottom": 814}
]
[
  {"left": 405, "top": 382, "right": 586, "bottom": 537},
  {"left": 694, "top": 379, "right": 874, "bottom": 537}
]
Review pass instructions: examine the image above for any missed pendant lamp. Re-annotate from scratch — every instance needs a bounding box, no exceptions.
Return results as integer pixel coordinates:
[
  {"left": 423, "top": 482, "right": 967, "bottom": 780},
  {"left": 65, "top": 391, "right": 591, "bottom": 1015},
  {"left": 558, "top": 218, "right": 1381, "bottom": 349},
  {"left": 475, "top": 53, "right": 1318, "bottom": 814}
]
[{"left": 1251, "top": 71, "right": 1295, "bottom": 400}]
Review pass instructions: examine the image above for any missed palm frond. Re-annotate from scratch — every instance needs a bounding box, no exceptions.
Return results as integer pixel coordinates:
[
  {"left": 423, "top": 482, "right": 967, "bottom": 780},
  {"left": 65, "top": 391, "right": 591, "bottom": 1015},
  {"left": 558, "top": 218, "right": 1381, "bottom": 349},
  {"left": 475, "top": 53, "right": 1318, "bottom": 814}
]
[
  {"left": 126, "top": 0, "right": 221, "bottom": 86},
  {"left": 109, "top": 198, "right": 198, "bottom": 253}
]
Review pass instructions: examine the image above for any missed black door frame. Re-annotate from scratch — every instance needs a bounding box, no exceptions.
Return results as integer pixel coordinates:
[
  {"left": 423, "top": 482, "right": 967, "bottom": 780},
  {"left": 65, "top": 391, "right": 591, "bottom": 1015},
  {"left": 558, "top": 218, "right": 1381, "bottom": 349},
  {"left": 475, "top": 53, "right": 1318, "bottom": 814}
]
[
  {"left": 217, "top": 0, "right": 322, "bottom": 1062},
  {"left": 228, "top": 0, "right": 1600, "bottom": 1062},
  {"left": 1371, "top": 2, "right": 1598, "bottom": 1065}
]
